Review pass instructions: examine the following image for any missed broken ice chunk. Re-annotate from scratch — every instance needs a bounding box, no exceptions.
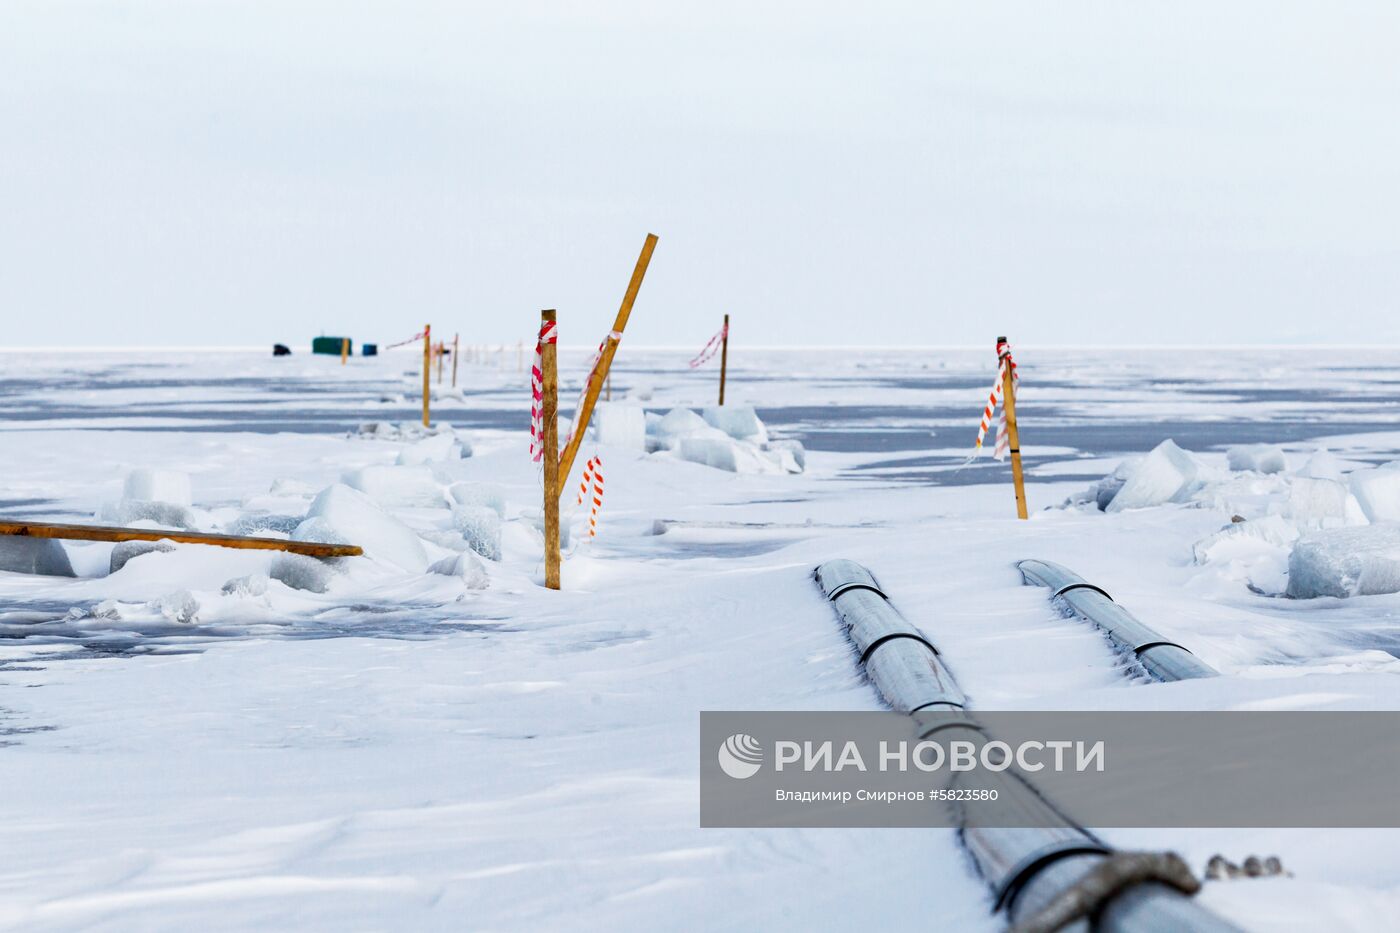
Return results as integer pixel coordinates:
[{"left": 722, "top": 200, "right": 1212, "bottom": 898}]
[
  {"left": 1286, "top": 525, "right": 1400, "bottom": 598},
  {"left": 396, "top": 432, "right": 465, "bottom": 466},
  {"left": 1105, "top": 440, "right": 1201, "bottom": 512},
  {"left": 149, "top": 589, "right": 199, "bottom": 624},
  {"left": 123, "top": 469, "right": 192, "bottom": 507},
  {"left": 0, "top": 537, "right": 75, "bottom": 577},
  {"left": 448, "top": 483, "right": 506, "bottom": 518},
  {"left": 1298, "top": 448, "right": 1346, "bottom": 481},
  {"left": 221, "top": 573, "right": 269, "bottom": 597},
  {"left": 702, "top": 405, "right": 769, "bottom": 444},
  {"left": 1286, "top": 477, "right": 1360, "bottom": 529},
  {"left": 1349, "top": 465, "right": 1400, "bottom": 524},
  {"left": 1192, "top": 514, "right": 1300, "bottom": 565},
  {"left": 591, "top": 403, "right": 648, "bottom": 451},
  {"left": 341, "top": 464, "right": 447, "bottom": 508},
  {"left": 451, "top": 505, "right": 502, "bottom": 561},
  {"left": 270, "top": 553, "right": 345, "bottom": 593},
  {"left": 765, "top": 439, "right": 806, "bottom": 473},
  {"left": 109, "top": 539, "right": 176, "bottom": 574},
  {"left": 299, "top": 484, "right": 428, "bottom": 572},
  {"left": 678, "top": 435, "right": 776, "bottom": 474},
  {"left": 429, "top": 551, "right": 489, "bottom": 589},
  {"left": 1226, "top": 445, "right": 1287, "bottom": 474}
]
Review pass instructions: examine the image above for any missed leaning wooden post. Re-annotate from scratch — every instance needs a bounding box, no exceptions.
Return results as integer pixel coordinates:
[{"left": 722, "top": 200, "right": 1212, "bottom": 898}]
[
  {"left": 541, "top": 310, "right": 562, "bottom": 590},
  {"left": 557, "top": 232, "right": 658, "bottom": 489},
  {"left": 718, "top": 313, "right": 730, "bottom": 406},
  {"left": 340, "top": 337, "right": 349, "bottom": 365},
  {"left": 452, "top": 333, "right": 460, "bottom": 387},
  {"left": 421, "top": 324, "right": 431, "bottom": 427},
  {"left": 999, "top": 335, "right": 1029, "bottom": 520},
  {"left": 605, "top": 371, "right": 611, "bottom": 402}
]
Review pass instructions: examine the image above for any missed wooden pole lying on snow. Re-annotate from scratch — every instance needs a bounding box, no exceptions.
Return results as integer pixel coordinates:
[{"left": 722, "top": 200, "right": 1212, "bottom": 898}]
[
  {"left": 998, "top": 335, "right": 1029, "bottom": 520},
  {"left": 452, "top": 333, "right": 460, "bottom": 387},
  {"left": 718, "top": 313, "right": 730, "bottom": 406},
  {"left": 422, "top": 324, "right": 432, "bottom": 427},
  {"left": 0, "top": 520, "right": 362, "bottom": 558},
  {"left": 557, "top": 233, "right": 658, "bottom": 491},
  {"left": 540, "top": 309, "right": 562, "bottom": 590}
]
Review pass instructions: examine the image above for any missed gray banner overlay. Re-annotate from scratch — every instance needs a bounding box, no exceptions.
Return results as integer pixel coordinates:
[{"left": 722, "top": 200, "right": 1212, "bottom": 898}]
[{"left": 701, "top": 711, "right": 1400, "bottom": 828}]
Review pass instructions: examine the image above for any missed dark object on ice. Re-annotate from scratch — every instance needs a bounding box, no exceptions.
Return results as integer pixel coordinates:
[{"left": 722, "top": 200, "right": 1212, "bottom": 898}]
[
  {"left": 0, "top": 535, "right": 75, "bottom": 577},
  {"left": 1230, "top": 514, "right": 1246, "bottom": 523},
  {"left": 814, "top": 560, "right": 1237, "bottom": 933},
  {"left": 1018, "top": 559, "right": 1219, "bottom": 682},
  {"left": 312, "top": 336, "right": 352, "bottom": 356},
  {"left": 362, "top": 343, "right": 378, "bottom": 357},
  {"left": 0, "top": 519, "right": 363, "bottom": 558},
  {"left": 273, "top": 343, "right": 292, "bottom": 356},
  {"left": 1205, "top": 854, "right": 1288, "bottom": 881}
]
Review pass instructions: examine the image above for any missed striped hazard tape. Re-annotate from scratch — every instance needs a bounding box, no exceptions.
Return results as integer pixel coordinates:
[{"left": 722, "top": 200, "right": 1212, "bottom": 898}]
[
  {"left": 529, "top": 320, "right": 558, "bottom": 463},
  {"left": 689, "top": 321, "right": 728, "bottom": 368},
  {"left": 383, "top": 329, "right": 428, "bottom": 350},
  {"left": 975, "top": 338, "right": 1019, "bottom": 461},
  {"left": 575, "top": 454, "right": 604, "bottom": 538},
  {"left": 561, "top": 330, "right": 622, "bottom": 454}
]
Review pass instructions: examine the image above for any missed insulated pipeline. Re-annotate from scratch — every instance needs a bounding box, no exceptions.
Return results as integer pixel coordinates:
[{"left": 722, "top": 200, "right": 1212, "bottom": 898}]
[
  {"left": 814, "top": 560, "right": 1241, "bottom": 933},
  {"left": 1017, "top": 560, "right": 1218, "bottom": 683}
]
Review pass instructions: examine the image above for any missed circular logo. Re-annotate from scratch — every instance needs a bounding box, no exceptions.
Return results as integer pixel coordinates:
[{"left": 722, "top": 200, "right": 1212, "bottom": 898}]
[{"left": 718, "top": 733, "right": 763, "bottom": 779}]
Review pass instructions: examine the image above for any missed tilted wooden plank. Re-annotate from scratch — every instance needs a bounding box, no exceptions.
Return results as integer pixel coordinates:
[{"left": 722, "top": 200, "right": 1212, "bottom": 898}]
[{"left": 0, "top": 520, "right": 362, "bottom": 558}]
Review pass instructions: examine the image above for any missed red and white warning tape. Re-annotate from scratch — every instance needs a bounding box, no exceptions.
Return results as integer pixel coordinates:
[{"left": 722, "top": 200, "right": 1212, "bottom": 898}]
[
  {"left": 974, "top": 339, "right": 1019, "bottom": 461},
  {"left": 575, "top": 454, "right": 605, "bottom": 538},
  {"left": 383, "top": 329, "right": 428, "bottom": 350},
  {"left": 689, "top": 321, "right": 728, "bottom": 368},
  {"left": 529, "top": 320, "right": 558, "bottom": 463},
  {"left": 561, "top": 330, "right": 622, "bottom": 453}
]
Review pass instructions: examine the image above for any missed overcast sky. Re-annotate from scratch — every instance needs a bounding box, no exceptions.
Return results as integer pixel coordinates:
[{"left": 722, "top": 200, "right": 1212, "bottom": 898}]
[{"left": 3, "top": 2, "right": 1399, "bottom": 348}]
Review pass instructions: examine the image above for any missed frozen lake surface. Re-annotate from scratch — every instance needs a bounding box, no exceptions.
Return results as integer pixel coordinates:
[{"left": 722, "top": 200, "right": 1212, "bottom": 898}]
[{"left": 0, "top": 347, "right": 1398, "bottom": 930}]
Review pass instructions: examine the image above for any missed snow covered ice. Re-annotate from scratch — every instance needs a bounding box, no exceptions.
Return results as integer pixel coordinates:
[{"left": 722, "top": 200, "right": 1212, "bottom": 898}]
[
  {"left": 2, "top": 347, "right": 1400, "bottom": 932},
  {"left": 591, "top": 402, "right": 647, "bottom": 451},
  {"left": 1226, "top": 444, "right": 1287, "bottom": 474},
  {"left": 1349, "top": 463, "right": 1400, "bottom": 523},
  {"left": 0, "top": 536, "right": 75, "bottom": 577},
  {"left": 122, "top": 468, "right": 193, "bottom": 507},
  {"left": 341, "top": 464, "right": 448, "bottom": 508},
  {"left": 1287, "top": 526, "right": 1400, "bottom": 599},
  {"left": 299, "top": 483, "right": 429, "bottom": 572},
  {"left": 648, "top": 405, "right": 802, "bottom": 474},
  {"left": 1103, "top": 439, "right": 1202, "bottom": 511}
]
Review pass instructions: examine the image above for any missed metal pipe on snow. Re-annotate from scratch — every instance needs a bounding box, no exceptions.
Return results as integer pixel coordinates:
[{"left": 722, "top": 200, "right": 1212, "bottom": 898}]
[
  {"left": 1017, "top": 560, "right": 1218, "bottom": 683},
  {"left": 814, "top": 560, "right": 1240, "bottom": 933}
]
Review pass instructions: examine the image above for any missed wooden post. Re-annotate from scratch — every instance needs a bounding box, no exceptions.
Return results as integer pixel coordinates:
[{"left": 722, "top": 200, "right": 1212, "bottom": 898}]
[
  {"left": 718, "top": 313, "right": 730, "bottom": 406},
  {"left": 452, "top": 333, "right": 459, "bottom": 387},
  {"left": 558, "top": 233, "right": 658, "bottom": 489},
  {"left": 340, "top": 337, "right": 349, "bottom": 365},
  {"left": 605, "top": 371, "right": 611, "bottom": 402},
  {"left": 422, "top": 324, "right": 431, "bottom": 427},
  {"left": 999, "top": 335, "right": 1029, "bottom": 520},
  {"left": 541, "top": 310, "right": 561, "bottom": 590}
]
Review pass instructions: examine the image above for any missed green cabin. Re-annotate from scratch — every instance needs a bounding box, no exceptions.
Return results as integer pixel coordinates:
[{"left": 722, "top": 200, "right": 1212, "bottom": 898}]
[{"left": 312, "top": 336, "right": 352, "bottom": 356}]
